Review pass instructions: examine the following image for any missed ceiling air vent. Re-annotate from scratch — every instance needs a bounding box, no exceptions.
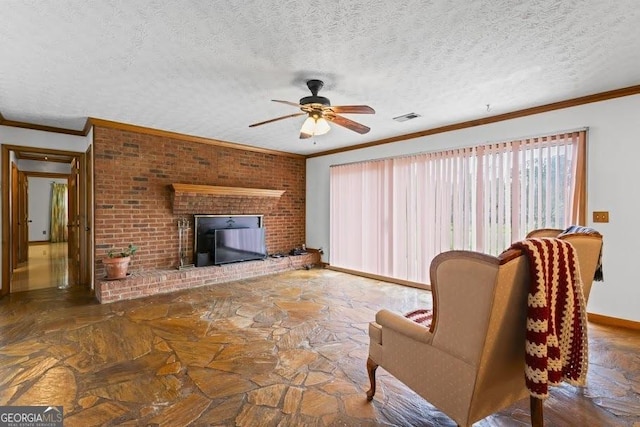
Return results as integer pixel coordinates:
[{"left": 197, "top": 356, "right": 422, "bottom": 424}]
[{"left": 393, "top": 112, "right": 421, "bottom": 122}]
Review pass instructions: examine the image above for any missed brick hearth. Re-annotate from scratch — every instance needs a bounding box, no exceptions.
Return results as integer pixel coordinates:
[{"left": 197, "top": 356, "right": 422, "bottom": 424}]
[{"left": 95, "top": 252, "right": 319, "bottom": 303}]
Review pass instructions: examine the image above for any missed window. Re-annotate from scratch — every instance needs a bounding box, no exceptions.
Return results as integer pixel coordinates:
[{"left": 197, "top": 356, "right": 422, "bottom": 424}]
[{"left": 330, "top": 131, "right": 586, "bottom": 284}]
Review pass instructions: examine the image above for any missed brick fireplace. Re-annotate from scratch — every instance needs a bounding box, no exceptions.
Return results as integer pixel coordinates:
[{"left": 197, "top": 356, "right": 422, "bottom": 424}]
[{"left": 92, "top": 123, "right": 314, "bottom": 303}]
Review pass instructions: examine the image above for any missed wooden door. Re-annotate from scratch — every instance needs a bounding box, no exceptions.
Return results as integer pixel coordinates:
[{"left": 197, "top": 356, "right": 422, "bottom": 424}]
[
  {"left": 11, "top": 162, "right": 19, "bottom": 270},
  {"left": 68, "top": 158, "right": 80, "bottom": 284},
  {"left": 1, "top": 146, "right": 11, "bottom": 296},
  {"left": 18, "top": 171, "right": 29, "bottom": 263},
  {"left": 83, "top": 145, "right": 94, "bottom": 286}
]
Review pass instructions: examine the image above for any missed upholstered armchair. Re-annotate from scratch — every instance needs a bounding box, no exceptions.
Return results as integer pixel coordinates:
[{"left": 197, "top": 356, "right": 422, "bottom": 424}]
[
  {"left": 526, "top": 228, "right": 603, "bottom": 302},
  {"left": 367, "top": 249, "right": 540, "bottom": 426}
]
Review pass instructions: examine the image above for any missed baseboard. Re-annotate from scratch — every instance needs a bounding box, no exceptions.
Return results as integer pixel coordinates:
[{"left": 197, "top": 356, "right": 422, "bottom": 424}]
[
  {"left": 29, "top": 240, "right": 51, "bottom": 245},
  {"left": 324, "top": 267, "right": 640, "bottom": 328},
  {"left": 588, "top": 312, "right": 640, "bottom": 330},
  {"left": 327, "top": 266, "right": 431, "bottom": 291}
]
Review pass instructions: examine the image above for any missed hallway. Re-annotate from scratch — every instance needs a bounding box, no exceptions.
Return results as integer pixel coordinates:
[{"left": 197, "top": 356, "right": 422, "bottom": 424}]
[{"left": 11, "top": 242, "right": 70, "bottom": 292}]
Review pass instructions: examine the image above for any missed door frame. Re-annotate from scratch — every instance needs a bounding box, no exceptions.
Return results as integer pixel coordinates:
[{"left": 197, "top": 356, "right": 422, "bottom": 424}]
[
  {"left": 10, "top": 162, "right": 19, "bottom": 270},
  {"left": 1, "top": 144, "right": 91, "bottom": 296},
  {"left": 18, "top": 169, "right": 29, "bottom": 262},
  {"left": 68, "top": 157, "right": 80, "bottom": 285},
  {"left": 84, "top": 144, "right": 94, "bottom": 287}
]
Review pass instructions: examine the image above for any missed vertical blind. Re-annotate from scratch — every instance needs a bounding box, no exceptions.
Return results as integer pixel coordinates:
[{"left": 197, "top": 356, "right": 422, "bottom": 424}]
[{"left": 330, "top": 131, "right": 586, "bottom": 284}]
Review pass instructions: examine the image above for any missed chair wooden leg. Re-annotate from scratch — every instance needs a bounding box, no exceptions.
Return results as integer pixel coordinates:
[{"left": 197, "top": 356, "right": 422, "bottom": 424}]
[
  {"left": 366, "top": 357, "right": 379, "bottom": 401},
  {"left": 530, "top": 396, "right": 544, "bottom": 427}
]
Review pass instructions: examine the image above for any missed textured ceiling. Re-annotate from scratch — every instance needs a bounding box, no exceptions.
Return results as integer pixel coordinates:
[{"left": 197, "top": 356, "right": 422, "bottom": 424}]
[{"left": 1, "top": 0, "right": 640, "bottom": 155}]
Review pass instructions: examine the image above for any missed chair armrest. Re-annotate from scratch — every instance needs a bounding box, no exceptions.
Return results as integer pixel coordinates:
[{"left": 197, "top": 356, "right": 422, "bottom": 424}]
[{"left": 376, "top": 309, "right": 434, "bottom": 344}]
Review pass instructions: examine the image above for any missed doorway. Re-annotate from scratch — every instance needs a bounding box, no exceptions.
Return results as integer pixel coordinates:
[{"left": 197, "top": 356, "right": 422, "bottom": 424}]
[
  {"left": 1, "top": 145, "right": 93, "bottom": 296},
  {"left": 11, "top": 242, "right": 70, "bottom": 292}
]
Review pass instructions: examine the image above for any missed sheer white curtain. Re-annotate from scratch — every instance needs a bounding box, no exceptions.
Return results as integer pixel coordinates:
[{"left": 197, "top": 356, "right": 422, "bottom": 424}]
[{"left": 330, "top": 131, "right": 585, "bottom": 284}]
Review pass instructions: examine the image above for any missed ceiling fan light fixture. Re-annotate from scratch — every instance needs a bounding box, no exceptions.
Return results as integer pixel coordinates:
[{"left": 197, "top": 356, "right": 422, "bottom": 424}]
[
  {"left": 250, "top": 79, "right": 374, "bottom": 138},
  {"left": 300, "top": 116, "right": 330, "bottom": 137},
  {"left": 300, "top": 116, "right": 316, "bottom": 137},
  {"left": 315, "top": 117, "right": 330, "bottom": 135}
]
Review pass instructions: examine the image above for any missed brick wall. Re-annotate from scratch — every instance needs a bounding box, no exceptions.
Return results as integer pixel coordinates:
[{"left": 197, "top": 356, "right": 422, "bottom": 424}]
[{"left": 93, "top": 126, "right": 306, "bottom": 278}]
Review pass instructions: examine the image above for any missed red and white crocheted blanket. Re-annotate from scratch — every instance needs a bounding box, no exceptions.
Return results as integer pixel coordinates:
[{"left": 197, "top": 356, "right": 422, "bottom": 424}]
[
  {"left": 404, "top": 308, "right": 433, "bottom": 328},
  {"left": 511, "top": 238, "right": 589, "bottom": 399}
]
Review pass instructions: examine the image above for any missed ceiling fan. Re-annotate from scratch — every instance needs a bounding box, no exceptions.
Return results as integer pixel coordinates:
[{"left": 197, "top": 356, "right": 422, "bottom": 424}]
[{"left": 249, "top": 79, "right": 375, "bottom": 139}]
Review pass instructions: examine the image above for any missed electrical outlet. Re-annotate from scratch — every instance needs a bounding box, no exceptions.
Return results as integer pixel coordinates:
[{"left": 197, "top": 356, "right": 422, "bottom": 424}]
[
  {"left": 593, "top": 211, "right": 609, "bottom": 223},
  {"left": 42, "top": 230, "right": 46, "bottom": 235}
]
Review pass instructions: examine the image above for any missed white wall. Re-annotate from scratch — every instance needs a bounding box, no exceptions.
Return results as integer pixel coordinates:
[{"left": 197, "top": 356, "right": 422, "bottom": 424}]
[
  {"left": 0, "top": 126, "right": 90, "bottom": 282},
  {"left": 307, "top": 94, "right": 640, "bottom": 322},
  {"left": 28, "top": 177, "right": 69, "bottom": 242}
]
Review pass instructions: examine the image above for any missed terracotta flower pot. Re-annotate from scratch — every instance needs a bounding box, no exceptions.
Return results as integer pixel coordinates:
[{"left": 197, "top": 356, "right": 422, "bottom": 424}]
[{"left": 103, "top": 256, "right": 131, "bottom": 279}]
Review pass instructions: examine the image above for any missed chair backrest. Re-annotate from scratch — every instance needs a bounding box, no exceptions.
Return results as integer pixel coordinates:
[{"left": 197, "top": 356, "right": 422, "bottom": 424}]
[
  {"left": 557, "top": 234, "right": 602, "bottom": 302},
  {"left": 429, "top": 249, "right": 532, "bottom": 423},
  {"left": 526, "top": 228, "right": 564, "bottom": 238},
  {"left": 429, "top": 251, "right": 502, "bottom": 364},
  {"left": 470, "top": 249, "right": 531, "bottom": 422}
]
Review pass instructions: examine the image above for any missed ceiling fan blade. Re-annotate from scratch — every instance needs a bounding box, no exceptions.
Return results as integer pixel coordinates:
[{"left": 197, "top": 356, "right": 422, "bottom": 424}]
[
  {"left": 329, "top": 114, "right": 371, "bottom": 134},
  {"left": 272, "top": 99, "right": 302, "bottom": 108},
  {"left": 330, "top": 105, "right": 375, "bottom": 114},
  {"left": 249, "top": 112, "right": 305, "bottom": 127}
]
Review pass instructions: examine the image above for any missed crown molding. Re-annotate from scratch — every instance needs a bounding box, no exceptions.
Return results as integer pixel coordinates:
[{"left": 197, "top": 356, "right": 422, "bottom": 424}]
[
  {"left": 307, "top": 84, "right": 640, "bottom": 158},
  {"left": 0, "top": 114, "right": 303, "bottom": 159},
  {"left": 0, "top": 114, "right": 87, "bottom": 136},
  {"left": 2, "top": 84, "right": 639, "bottom": 159},
  {"left": 87, "top": 118, "right": 305, "bottom": 159}
]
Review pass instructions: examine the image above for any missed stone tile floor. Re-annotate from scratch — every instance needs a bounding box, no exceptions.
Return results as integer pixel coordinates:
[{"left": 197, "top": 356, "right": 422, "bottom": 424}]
[{"left": 0, "top": 269, "right": 638, "bottom": 426}]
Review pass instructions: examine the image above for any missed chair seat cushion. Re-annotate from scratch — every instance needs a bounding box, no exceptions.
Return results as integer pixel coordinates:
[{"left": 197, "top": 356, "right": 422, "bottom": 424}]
[{"left": 404, "top": 308, "right": 433, "bottom": 328}]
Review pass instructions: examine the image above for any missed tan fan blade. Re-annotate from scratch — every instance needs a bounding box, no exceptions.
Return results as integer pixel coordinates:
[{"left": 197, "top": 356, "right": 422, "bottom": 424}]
[
  {"left": 249, "top": 112, "right": 305, "bottom": 127},
  {"left": 272, "top": 99, "right": 302, "bottom": 108},
  {"left": 299, "top": 132, "right": 313, "bottom": 139},
  {"left": 329, "top": 114, "right": 371, "bottom": 134},
  {"left": 330, "top": 105, "right": 375, "bottom": 114}
]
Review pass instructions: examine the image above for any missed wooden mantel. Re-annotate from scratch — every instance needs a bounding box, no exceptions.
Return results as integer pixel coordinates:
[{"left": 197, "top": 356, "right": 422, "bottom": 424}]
[
  {"left": 169, "top": 183, "right": 286, "bottom": 215},
  {"left": 170, "top": 183, "right": 285, "bottom": 198}
]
